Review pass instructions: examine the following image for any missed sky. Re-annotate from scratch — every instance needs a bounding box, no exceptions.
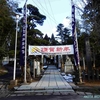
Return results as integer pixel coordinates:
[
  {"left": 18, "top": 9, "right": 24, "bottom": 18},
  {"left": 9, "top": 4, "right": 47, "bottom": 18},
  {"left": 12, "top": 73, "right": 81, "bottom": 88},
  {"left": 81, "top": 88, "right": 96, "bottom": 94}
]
[{"left": 17, "top": 0, "right": 84, "bottom": 37}]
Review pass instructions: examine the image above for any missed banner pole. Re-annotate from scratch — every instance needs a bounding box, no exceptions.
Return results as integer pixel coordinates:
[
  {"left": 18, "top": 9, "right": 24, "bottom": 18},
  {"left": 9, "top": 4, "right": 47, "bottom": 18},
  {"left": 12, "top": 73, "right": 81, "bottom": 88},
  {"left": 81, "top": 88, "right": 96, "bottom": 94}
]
[
  {"left": 24, "top": 0, "right": 28, "bottom": 83},
  {"left": 71, "top": 0, "right": 82, "bottom": 83}
]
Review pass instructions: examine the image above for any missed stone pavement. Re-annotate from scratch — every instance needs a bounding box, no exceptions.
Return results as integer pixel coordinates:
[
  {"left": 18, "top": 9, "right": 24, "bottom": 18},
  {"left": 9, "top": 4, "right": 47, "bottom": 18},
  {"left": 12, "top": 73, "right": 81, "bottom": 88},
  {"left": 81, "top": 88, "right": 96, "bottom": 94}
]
[
  {"left": 11, "top": 65, "right": 77, "bottom": 96},
  {"left": 1, "top": 65, "right": 100, "bottom": 99}
]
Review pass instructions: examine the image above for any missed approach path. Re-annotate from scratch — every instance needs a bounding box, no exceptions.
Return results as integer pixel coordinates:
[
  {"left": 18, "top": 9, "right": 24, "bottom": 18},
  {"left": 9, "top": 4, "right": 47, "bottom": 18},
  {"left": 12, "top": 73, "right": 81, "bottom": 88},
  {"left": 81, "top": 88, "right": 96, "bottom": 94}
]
[{"left": 12, "top": 65, "right": 76, "bottom": 96}]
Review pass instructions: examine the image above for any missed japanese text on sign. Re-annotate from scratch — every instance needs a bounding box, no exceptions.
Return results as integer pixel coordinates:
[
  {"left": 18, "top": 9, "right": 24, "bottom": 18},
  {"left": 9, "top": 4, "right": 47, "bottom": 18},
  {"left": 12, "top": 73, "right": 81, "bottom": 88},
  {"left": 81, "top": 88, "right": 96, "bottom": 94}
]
[{"left": 28, "top": 45, "right": 74, "bottom": 55}]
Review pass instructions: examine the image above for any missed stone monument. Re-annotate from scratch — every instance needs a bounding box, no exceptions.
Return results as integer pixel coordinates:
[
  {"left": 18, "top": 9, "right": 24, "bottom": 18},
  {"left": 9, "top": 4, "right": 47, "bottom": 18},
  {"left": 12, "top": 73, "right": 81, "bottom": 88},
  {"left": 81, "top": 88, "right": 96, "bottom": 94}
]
[{"left": 64, "top": 56, "right": 74, "bottom": 73}]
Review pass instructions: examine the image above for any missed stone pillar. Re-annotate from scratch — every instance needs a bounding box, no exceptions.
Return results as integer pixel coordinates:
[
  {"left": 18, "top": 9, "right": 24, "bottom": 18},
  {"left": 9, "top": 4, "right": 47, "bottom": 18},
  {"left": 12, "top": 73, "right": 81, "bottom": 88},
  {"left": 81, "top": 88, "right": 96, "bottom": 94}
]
[
  {"left": 58, "top": 55, "right": 61, "bottom": 69},
  {"left": 37, "top": 61, "right": 40, "bottom": 76},
  {"left": 33, "top": 59, "right": 37, "bottom": 78},
  {"left": 61, "top": 55, "right": 64, "bottom": 72},
  {"left": 40, "top": 55, "right": 44, "bottom": 74},
  {"left": 26, "top": 62, "right": 32, "bottom": 82}
]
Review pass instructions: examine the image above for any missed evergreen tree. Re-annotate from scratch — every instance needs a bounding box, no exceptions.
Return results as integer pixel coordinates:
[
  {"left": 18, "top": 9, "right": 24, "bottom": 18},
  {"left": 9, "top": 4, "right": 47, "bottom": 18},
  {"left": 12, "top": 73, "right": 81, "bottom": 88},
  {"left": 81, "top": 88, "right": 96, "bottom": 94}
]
[
  {"left": 50, "top": 33, "right": 57, "bottom": 45},
  {"left": 56, "top": 23, "right": 64, "bottom": 44},
  {"left": 43, "top": 34, "right": 50, "bottom": 45},
  {"left": 82, "top": 0, "right": 100, "bottom": 68},
  {"left": 0, "top": 0, "right": 16, "bottom": 65}
]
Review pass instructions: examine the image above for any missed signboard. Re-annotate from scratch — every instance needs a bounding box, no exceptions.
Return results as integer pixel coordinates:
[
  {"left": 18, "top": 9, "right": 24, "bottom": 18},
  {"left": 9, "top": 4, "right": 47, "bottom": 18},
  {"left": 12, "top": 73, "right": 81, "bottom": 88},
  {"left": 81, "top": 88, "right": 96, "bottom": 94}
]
[{"left": 28, "top": 45, "right": 74, "bottom": 55}]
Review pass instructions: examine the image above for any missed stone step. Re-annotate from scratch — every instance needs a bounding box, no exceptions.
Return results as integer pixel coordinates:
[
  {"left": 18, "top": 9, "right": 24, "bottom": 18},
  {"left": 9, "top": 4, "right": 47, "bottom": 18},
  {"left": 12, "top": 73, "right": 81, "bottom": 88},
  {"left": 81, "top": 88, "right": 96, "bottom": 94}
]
[{"left": 14, "top": 89, "right": 74, "bottom": 93}]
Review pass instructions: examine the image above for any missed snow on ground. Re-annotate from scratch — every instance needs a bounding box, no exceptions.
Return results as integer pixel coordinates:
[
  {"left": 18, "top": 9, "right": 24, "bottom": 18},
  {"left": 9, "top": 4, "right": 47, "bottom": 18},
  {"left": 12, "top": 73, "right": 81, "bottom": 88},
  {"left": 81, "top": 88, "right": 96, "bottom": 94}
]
[
  {"left": 61, "top": 73, "right": 74, "bottom": 82},
  {"left": 43, "top": 65, "right": 48, "bottom": 69}
]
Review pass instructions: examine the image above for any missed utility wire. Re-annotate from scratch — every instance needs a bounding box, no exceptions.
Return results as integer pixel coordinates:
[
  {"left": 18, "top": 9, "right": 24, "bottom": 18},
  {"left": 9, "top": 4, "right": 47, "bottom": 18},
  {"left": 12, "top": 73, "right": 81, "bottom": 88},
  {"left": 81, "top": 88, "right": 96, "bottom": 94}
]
[
  {"left": 36, "top": 0, "right": 58, "bottom": 25},
  {"left": 44, "top": 0, "right": 53, "bottom": 30},
  {"left": 48, "top": 0, "right": 58, "bottom": 25},
  {"left": 32, "top": 0, "right": 58, "bottom": 25}
]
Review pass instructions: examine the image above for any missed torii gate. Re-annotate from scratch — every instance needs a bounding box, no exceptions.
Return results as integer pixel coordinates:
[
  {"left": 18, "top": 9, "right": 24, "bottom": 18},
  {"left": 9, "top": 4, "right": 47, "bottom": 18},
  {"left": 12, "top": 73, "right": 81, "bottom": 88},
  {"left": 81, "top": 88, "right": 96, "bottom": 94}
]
[{"left": 28, "top": 44, "right": 74, "bottom": 74}]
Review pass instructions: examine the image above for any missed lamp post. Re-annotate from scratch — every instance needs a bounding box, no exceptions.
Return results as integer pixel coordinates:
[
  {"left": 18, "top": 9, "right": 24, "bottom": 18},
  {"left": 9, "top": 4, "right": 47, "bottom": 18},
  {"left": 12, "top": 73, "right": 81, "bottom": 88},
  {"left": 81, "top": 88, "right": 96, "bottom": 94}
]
[{"left": 13, "top": 15, "right": 19, "bottom": 80}]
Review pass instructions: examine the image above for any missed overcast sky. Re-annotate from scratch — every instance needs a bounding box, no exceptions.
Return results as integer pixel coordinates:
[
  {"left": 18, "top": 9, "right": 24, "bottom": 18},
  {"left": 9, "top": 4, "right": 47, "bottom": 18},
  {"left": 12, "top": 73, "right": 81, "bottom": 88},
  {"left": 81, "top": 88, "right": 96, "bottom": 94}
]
[{"left": 18, "top": 0, "right": 85, "bottom": 37}]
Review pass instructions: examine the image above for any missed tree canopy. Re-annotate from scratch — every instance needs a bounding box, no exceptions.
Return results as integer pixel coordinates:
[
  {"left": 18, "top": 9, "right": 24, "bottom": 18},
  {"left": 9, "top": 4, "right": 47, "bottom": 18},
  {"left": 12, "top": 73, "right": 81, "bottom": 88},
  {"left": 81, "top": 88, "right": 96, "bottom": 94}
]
[
  {"left": 56, "top": 23, "right": 72, "bottom": 45},
  {"left": 0, "top": 0, "right": 16, "bottom": 60},
  {"left": 76, "top": 0, "right": 100, "bottom": 68}
]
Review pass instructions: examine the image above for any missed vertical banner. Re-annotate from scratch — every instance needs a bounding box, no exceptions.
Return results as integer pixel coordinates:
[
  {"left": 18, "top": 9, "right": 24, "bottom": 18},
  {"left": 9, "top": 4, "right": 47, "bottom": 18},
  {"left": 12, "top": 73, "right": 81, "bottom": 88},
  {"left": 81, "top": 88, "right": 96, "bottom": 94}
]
[
  {"left": 20, "top": 4, "right": 27, "bottom": 67},
  {"left": 72, "top": 1, "right": 80, "bottom": 66}
]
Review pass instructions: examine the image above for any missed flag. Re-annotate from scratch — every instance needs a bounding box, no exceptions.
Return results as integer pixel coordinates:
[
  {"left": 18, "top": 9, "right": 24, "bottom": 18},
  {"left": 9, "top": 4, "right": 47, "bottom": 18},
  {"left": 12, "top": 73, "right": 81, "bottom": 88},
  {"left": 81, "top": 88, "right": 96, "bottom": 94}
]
[
  {"left": 72, "top": 1, "right": 80, "bottom": 66},
  {"left": 20, "top": 3, "right": 27, "bottom": 66}
]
